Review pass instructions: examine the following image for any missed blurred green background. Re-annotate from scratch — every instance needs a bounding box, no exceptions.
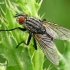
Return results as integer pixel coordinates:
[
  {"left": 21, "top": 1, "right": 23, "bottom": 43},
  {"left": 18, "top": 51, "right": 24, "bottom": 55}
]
[{"left": 0, "top": 0, "right": 70, "bottom": 70}]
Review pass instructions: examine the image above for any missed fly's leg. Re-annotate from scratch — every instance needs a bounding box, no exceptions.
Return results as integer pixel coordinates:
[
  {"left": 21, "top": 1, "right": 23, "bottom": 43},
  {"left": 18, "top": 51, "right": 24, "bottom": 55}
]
[
  {"left": 33, "top": 37, "right": 37, "bottom": 50},
  {"left": 25, "top": 34, "right": 32, "bottom": 45},
  {"left": 0, "top": 27, "right": 28, "bottom": 48},
  {"left": 16, "top": 40, "right": 25, "bottom": 48},
  {"left": 43, "top": 19, "right": 46, "bottom": 21},
  {"left": 0, "top": 27, "right": 37, "bottom": 49},
  {"left": 16, "top": 34, "right": 37, "bottom": 50},
  {"left": 16, "top": 34, "right": 31, "bottom": 48},
  {"left": 24, "top": 35, "right": 37, "bottom": 50},
  {"left": 0, "top": 27, "right": 26, "bottom": 31},
  {"left": 18, "top": 27, "right": 26, "bottom": 31}
]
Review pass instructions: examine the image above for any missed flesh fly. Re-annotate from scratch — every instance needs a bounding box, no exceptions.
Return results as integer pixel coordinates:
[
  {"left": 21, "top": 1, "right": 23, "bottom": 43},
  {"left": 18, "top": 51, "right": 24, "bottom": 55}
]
[{"left": 1, "top": 14, "right": 70, "bottom": 66}]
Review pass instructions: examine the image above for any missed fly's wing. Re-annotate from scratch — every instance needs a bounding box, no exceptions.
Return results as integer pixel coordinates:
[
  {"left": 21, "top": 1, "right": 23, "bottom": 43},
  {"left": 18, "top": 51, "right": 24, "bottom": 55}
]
[
  {"left": 43, "top": 21, "right": 70, "bottom": 40},
  {"left": 34, "top": 34, "right": 59, "bottom": 65}
]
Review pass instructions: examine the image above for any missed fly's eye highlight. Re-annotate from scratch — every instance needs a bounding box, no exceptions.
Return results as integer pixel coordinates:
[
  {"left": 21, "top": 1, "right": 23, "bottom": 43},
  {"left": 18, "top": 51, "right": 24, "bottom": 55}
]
[{"left": 18, "top": 16, "right": 25, "bottom": 24}]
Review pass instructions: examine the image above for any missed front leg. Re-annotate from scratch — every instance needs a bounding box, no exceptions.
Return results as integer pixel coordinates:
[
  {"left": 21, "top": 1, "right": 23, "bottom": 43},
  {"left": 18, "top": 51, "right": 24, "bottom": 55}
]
[{"left": 0, "top": 27, "right": 26, "bottom": 31}]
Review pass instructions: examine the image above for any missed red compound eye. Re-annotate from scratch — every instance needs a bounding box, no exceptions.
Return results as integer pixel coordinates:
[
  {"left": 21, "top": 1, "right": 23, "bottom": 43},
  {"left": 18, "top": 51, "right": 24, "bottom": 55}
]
[{"left": 18, "top": 16, "right": 25, "bottom": 24}]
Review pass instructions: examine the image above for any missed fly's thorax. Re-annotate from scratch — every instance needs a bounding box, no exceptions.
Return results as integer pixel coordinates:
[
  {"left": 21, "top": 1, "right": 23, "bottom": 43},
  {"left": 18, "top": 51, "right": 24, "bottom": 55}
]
[{"left": 24, "top": 17, "right": 46, "bottom": 34}]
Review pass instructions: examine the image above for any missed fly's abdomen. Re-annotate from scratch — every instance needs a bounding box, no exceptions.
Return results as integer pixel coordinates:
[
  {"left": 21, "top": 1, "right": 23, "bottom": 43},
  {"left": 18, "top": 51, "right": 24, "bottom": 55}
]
[{"left": 24, "top": 17, "right": 46, "bottom": 34}]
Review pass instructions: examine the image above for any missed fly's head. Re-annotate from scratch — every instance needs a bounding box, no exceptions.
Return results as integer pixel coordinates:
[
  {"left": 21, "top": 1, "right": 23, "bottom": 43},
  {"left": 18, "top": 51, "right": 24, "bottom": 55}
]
[{"left": 14, "top": 14, "right": 28, "bottom": 24}]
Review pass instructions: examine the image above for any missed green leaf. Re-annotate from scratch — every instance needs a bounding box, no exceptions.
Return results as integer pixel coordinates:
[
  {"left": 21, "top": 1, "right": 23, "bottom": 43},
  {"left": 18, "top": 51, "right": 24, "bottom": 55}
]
[
  {"left": 0, "top": 0, "right": 44, "bottom": 70},
  {"left": 0, "top": 63, "right": 6, "bottom": 70},
  {"left": 58, "top": 40, "right": 70, "bottom": 70}
]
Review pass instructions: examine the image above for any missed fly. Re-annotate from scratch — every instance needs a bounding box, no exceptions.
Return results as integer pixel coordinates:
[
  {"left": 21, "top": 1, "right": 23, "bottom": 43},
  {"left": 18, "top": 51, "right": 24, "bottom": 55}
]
[{"left": 0, "top": 14, "right": 70, "bottom": 66}]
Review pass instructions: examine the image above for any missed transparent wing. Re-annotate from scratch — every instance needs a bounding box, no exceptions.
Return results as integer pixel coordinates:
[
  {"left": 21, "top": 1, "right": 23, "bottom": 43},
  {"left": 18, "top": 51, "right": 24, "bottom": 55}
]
[
  {"left": 43, "top": 21, "right": 70, "bottom": 40},
  {"left": 34, "top": 34, "right": 59, "bottom": 65}
]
